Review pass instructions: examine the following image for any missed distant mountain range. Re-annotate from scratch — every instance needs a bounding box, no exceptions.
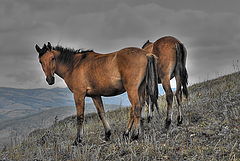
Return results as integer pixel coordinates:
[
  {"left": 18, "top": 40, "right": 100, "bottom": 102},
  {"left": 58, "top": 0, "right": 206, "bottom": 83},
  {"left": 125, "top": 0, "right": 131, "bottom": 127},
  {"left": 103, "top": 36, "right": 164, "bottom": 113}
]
[{"left": 0, "top": 86, "right": 170, "bottom": 121}]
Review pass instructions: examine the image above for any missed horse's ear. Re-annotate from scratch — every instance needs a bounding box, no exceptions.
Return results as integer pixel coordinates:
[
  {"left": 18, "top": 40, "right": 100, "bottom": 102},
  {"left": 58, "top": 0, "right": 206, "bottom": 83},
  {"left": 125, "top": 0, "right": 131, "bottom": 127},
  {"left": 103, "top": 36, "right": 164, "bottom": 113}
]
[
  {"left": 43, "top": 44, "right": 47, "bottom": 49},
  {"left": 40, "top": 44, "right": 48, "bottom": 55},
  {"left": 35, "top": 44, "right": 41, "bottom": 53},
  {"left": 47, "top": 42, "right": 52, "bottom": 50},
  {"left": 43, "top": 44, "right": 48, "bottom": 52}
]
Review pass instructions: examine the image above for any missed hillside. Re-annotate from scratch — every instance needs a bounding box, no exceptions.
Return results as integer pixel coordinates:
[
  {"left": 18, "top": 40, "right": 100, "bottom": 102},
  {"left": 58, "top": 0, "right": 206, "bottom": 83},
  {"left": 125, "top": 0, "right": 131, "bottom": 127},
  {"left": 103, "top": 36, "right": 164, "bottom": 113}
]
[{"left": 1, "top": 72, "right": 239, "bottom": 160}]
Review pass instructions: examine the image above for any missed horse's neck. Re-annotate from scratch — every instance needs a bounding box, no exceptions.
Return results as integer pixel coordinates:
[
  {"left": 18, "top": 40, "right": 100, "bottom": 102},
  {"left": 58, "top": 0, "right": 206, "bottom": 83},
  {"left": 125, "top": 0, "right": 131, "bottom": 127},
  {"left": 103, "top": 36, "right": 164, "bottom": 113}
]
[
  {"left": 54, "top": 53, "right": 85, "bottom": 79},
  {"left": 54, "top": 61, "right": 70, "bottom": 79},
  {"left": 54, "top": 51, "right": 94, "bottom": 79}
]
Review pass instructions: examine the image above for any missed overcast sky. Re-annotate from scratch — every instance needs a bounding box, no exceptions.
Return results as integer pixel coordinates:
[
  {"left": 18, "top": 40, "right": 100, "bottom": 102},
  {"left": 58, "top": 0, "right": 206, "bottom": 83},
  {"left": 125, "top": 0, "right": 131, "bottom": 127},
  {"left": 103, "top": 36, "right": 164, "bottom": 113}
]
[{"left": 0, "top": 0, "right": 240, "bottom": 89}]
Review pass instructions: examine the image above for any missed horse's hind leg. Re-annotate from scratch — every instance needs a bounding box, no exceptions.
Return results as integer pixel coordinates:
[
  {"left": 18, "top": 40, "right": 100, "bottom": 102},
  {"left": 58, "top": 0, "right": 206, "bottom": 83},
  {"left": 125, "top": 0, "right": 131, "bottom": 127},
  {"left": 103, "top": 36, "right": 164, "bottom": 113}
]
[
  {"left": 175, "top": 74, "right": 183, "bottom": 125},
  {"left": 148, "top": 95, "right": 160, "bottom": 122},
  {"left": 139, "top": 82, "right": 153, "bottom": 123},
  {"left": 125, "top": 88, "right": 142, "bottom": 140},
  {"left": 123, "top": 107, "right": 134, "bottom": 138},
  {"left": 147, "top": 98, "right": 153, "bottom": 122},
  {"left": 92, "top": 96, "right": 111, "bottom": 141},
  {"left": 161, "top": 76, "right": 173, "bottom": 129}
]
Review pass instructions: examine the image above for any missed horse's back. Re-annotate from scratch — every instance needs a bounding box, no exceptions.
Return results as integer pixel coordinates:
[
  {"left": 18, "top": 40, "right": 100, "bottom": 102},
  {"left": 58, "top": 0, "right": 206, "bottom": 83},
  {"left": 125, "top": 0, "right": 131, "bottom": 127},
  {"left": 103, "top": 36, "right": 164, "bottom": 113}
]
[
  {"left": 153, "top": 36, "right": 180, "bottom": 56},
  {"left": 117, "top": 47, "right": 147, "bottom": 58},
  {"left": 156, "top": 36, "right": 181, "bottom": 44},
  {"left": 116, "top": 47, "right": 148, "bottom": 88},
  {"left": 153, "top": 36, "right": 181, "bottom": 78},
  {"left": 116, "top": 47, "right": 148, "bottom": 69},
  {"left": 76, "top": 48, "right": 148, "bottom": 96}
]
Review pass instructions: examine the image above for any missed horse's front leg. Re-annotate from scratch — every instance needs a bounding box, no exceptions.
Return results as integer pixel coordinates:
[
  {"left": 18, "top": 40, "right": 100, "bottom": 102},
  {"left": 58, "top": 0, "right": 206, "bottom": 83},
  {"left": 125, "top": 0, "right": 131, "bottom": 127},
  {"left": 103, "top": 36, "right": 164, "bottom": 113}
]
[
  {"left": 92, "top": 96, "right": 112, "bottom": 141},
  {"left": 73, "top": 93, "right": 85, "bottom": 146}
]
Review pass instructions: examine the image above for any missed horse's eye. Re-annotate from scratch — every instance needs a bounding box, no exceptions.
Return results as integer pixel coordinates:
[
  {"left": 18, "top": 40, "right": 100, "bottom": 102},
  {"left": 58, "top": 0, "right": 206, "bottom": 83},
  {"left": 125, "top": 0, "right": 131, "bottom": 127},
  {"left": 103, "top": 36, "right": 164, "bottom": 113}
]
[
  {"left": 39, "top": 61, "right": 42, "bottom": 64},
  {"left": 52, "top": 57, "right": 55, "bottom": 61}
]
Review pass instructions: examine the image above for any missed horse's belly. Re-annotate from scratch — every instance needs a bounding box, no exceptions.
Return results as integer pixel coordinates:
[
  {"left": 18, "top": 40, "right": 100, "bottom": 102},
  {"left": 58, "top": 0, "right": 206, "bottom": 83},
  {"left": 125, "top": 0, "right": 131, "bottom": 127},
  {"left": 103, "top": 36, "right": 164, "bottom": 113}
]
[
  {"left": 101, "top": 88, "right": 126, "bottom": 97},
  {"left": 86, "top": 79, "right": 125, "bottom": 97}
]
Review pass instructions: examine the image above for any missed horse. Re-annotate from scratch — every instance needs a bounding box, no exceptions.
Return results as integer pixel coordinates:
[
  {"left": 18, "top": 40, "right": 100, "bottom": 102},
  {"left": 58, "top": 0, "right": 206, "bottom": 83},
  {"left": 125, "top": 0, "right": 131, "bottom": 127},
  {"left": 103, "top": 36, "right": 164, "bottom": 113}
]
[
  {"left": 142, "top": 36, "right": 188, "bottom": 128},
  {"left": 35, "top": 42, "right": 158, "bottom": 145}
]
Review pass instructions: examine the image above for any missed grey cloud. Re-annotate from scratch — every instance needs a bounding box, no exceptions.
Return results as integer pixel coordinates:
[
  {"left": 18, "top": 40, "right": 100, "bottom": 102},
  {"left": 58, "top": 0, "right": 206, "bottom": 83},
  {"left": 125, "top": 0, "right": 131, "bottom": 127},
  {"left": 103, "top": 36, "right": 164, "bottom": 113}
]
[
  {"left": 100, "top": 4, "right": 148, "bottom": 39},
  {"left": 0, "top": 1, "right": 240, "bottom": 88}
]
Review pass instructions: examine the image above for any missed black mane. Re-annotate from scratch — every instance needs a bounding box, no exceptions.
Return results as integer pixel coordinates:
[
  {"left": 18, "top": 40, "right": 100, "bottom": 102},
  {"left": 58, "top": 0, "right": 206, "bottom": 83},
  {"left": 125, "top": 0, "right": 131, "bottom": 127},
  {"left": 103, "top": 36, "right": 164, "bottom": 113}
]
[
  {"left": 54, "top": 45, "right": 93, "bottom": 55},
  {"left": 142, "top": 40, "right": 150, "bottom": 49},
  {"left": 53, "top": 45, "right": 93, "bottom": 70}
]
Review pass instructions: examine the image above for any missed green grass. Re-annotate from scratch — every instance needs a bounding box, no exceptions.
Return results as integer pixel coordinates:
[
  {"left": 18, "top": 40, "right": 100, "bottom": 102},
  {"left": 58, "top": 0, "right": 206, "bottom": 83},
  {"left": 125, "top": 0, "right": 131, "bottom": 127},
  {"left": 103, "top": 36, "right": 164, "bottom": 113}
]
[{"left": 1, "top": 72, "right": 240, "bottom": 161}]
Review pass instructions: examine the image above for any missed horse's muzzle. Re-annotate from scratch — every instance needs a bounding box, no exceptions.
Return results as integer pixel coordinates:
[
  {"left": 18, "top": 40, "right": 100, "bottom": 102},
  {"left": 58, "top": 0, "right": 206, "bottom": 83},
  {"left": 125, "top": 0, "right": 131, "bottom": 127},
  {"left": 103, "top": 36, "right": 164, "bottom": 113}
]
[{"left": 46, "top": 76, "right": 55, "bottom": 85}]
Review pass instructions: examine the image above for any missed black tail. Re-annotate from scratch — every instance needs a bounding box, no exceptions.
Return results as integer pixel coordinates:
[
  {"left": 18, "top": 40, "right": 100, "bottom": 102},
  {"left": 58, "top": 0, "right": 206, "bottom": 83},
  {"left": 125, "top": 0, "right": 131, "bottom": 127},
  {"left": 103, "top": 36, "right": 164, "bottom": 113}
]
[
  {"left": 176, "top": 43, "right": 188, "bottom": 98},
  {"left": 145, "top": 54, "right": 159, "bottom": 113}
]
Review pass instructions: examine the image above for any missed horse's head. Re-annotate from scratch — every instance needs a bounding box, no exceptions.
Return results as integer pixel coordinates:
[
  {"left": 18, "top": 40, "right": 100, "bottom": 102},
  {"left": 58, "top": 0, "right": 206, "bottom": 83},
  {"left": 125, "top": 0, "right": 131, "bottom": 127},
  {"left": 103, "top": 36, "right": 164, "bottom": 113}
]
[{"left": 35, "top": 42, "right": 56, "bottom": 85}]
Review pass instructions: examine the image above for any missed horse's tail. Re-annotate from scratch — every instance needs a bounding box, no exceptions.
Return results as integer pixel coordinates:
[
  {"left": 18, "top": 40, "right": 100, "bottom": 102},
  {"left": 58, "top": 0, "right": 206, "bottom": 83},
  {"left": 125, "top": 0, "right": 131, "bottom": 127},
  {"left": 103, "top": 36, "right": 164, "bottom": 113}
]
[
  {"left": 176, "top": 43, "right": 189, "bottom": 98},
  {"left": 145, "top": 54, "right": 159, "bottom": 113}
]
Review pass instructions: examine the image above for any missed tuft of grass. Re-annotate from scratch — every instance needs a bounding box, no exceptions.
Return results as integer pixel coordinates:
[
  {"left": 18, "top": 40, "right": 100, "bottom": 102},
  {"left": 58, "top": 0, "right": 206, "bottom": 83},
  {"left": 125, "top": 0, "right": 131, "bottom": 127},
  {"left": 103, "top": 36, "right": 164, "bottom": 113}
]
[{"left": 1, "top": 72, "right": 240, "bottom": 161}]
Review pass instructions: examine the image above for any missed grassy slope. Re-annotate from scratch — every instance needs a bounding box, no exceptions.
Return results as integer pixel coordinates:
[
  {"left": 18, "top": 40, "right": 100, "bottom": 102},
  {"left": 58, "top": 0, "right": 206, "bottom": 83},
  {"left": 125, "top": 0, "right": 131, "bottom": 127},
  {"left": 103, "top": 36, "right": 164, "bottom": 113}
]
[
  {"left": 0, "top": 104, "right": 120, "bottom": 150},
  {"left": 1, "top": 72, "right": 240, "bottom": 161}
]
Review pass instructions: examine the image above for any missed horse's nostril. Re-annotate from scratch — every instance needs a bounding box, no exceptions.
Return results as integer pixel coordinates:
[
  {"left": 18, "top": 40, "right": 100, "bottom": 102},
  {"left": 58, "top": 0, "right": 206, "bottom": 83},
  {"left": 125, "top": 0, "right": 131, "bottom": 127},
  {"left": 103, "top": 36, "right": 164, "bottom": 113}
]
[{"left": 46, "top": 76, "right": 55, "bottom": 85}]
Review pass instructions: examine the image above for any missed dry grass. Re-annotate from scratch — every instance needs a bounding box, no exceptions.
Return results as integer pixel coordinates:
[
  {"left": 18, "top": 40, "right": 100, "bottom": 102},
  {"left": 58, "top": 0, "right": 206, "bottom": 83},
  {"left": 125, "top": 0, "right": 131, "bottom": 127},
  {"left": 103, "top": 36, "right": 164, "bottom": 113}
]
[{"left": 1, "top": 72, "right": 240, "bottom": 161}]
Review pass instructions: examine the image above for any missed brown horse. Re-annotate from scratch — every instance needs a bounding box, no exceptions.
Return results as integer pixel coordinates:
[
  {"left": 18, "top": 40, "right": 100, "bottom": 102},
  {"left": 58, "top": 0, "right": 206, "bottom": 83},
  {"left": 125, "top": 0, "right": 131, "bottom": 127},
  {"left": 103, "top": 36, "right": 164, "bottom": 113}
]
[
  {"left": 35, "top": 42, "right": 158, "bottom": 145},
  {"left": 142, "top": 36, "right": 188, "bottom": 128}
]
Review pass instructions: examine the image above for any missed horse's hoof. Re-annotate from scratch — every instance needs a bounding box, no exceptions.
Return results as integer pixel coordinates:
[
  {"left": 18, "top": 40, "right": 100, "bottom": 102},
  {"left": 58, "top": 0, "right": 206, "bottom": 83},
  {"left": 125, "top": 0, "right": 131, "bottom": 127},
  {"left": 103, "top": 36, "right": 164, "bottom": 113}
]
[
  {"left": 130, "top": 129, "right": 140, "bottom": 141},
  {"left": 131, "top": 133, "right": 139, "bottom": 141},
  {"left": 72, "top": 137, "right": 82, "bottom": 146},
  {"left": 104, "top": 130, "right": 111, "bottom": 141},
  {"left": 123, "top": 131, "right": 129, "bottom": 139},
  {"left": 165, "top": 118, "right": 171, "bottom": 129},
  {"left": 147, "top": 116, "right": 152, "bottom": 123},
  {"left": 177, "top": 116, "right": 183, "bottom": 126}
]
